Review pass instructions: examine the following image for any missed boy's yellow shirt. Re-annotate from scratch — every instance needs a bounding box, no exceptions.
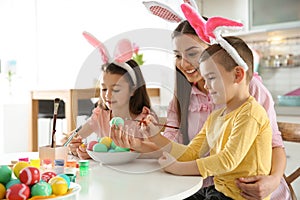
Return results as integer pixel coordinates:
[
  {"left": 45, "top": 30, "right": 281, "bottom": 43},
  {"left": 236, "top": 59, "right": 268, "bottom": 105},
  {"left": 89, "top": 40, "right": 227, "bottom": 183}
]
[{"left": 170, "top": 96, "right": 272, "bottom": 200}]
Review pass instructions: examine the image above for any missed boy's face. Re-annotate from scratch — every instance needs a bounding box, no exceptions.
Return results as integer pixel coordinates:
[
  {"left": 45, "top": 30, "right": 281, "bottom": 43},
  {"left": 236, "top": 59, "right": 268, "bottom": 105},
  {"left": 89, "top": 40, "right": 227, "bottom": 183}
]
[
  {"left": 200, "top": 56, "right": 235, "bottom": 105},
  {"left": 99, "top": 72, "right": 132, "bottom": 111}
]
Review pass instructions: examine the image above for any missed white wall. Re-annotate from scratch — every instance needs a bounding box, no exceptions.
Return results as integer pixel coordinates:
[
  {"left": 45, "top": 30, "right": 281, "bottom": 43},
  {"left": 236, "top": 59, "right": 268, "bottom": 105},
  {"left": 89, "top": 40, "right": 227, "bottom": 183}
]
[{"left": 0, "top": 0, "right": 179, "bottom": 153}]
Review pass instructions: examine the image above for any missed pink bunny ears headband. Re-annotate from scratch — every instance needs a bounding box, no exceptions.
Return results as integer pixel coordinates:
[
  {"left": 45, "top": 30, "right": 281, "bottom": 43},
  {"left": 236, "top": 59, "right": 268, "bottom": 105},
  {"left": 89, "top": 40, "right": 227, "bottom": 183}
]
[
  {"left": 180, "top": 3, "right": 248, "bottom": 71},
  {"left": 82, "top": 31, "right": 137, "bottom": 85}
]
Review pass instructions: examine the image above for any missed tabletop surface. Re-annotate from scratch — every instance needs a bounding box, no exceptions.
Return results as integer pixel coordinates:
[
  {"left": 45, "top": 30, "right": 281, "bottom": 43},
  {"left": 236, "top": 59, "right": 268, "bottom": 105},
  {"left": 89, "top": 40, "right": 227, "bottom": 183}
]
[{"left": 0, "top": 152, "right": 203, "bottom": 200}]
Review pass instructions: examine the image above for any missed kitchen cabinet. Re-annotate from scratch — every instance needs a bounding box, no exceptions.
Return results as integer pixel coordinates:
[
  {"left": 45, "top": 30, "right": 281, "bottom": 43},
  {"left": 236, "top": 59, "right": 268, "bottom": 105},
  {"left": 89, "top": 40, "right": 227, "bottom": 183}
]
[{"left": 202, "top": 0, "right": 300, "bottom": 33}]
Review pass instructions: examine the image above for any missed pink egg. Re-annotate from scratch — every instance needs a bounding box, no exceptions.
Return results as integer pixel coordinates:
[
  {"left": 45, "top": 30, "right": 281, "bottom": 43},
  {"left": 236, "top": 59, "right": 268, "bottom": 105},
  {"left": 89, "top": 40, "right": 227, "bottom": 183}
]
[
  {"left": 87, "top": 140, "right": 98, "bottom": 151},
  {"left": 41, "top": 171, "right": 57, "bottom": 183},
  {"left": 6, "top": 183, "right": 30, "bottom": 200},
  {"left": 19, "top": 167, "right": 40, "bottom": 185}
]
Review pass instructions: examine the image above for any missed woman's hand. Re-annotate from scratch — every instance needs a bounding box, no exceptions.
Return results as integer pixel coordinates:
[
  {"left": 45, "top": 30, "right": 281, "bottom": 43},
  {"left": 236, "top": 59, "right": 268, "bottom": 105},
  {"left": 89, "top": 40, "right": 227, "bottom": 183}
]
[
  {"left": 158, "top": 152, "right": 179, "bottom": 174},
  {"left": 236, "top": 175, "right": 280, "bottom": 200}
]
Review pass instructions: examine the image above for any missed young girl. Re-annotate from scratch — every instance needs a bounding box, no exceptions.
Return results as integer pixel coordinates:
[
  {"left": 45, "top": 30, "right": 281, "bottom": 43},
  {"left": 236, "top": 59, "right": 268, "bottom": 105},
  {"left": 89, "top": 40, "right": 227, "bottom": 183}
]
[{"left": 66, "top": 32, "right": 155, "bottom": 160}]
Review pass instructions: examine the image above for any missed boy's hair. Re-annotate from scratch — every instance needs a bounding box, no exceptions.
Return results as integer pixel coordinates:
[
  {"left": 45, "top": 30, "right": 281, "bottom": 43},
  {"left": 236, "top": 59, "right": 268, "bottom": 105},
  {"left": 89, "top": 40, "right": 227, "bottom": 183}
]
[
  {"left": 200, "top": 36, "right": 253, "bottom": 83},
  {"left": 100, "top": 59, "right": 151, "bottom": 114}
]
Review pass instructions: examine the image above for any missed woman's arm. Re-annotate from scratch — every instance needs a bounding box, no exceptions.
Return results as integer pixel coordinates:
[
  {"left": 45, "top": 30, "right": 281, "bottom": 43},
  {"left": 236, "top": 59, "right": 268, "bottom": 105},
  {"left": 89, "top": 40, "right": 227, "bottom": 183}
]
[{"left": 236, "top": 147, "right": 286, "bottom": 200}]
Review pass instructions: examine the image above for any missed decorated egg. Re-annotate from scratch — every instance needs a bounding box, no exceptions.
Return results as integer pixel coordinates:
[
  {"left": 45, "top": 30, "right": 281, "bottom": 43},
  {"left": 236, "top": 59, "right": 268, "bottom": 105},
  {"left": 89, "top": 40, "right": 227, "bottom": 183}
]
[
  {"left": 109, "top": 117, "right": 124, "bottom": 127},
  {"left": 0, "top": 165, "right": 12, "bottom": 185},
  {"left": 99, "top": 137, "right": 112, "bottom": 148},
  {"left": 49, "top": 176, "right": 68, "bottom": 195},
  {"left": 87, "top": 140, "right": 98, "bottom": 151},
  {"left": 6, "top": 179, "right": 20, "bottom": 189},
  {"left": 6, "top": 183, "right": 30, "bottom": 200},
  {"left": 58, "top": 174, "right": 71, "bottom": 188},
  {"left": 0, "top": 183, "right": 6, "bottom": 199},
  {"left": 13, "top": 161, "right": 30, "bottom": 179},
  {"left": 93, "top": 143, "right": 108, "bottom": 152},
  {"left": 110, "top": 140, "right": 117, "bottom": 149},
  {"left": 19, "top": 166, "right": 40, "bottom": 185},
  {"left": 115, "top": 146, "right": 130, "bottom": 152},
  {"left": 31, "top": 181, "right": 52, "bottom": 197},
  {"left": 41, "top": 171, "right": 57, "bottom": 182}
]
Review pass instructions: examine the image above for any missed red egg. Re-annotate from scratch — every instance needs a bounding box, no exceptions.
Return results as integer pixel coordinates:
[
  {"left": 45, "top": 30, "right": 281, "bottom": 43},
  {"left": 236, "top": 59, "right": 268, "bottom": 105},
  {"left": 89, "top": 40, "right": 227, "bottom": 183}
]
[
  {"left": 41, "top": 171, "right": 57, "bottom": 182},
  {"left": 6, "top": 183, "right": 30, "bottom": 200},
  {"left": 87, "top": 140, "right": 98, "bottom": 151},
  {"left": 19, "top": 167, "right": 40, "bottom": 185}
]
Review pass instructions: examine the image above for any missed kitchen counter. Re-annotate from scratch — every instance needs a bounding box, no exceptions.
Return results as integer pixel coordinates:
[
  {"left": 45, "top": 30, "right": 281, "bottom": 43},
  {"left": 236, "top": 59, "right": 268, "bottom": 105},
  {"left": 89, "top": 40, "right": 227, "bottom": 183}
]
[{"left": 275, "top": 105, "right": 300, "bottom": 117}]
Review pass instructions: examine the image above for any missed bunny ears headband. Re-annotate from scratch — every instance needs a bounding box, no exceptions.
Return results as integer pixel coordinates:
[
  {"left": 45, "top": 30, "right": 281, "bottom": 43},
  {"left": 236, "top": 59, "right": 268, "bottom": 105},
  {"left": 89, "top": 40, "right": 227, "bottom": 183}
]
[
  {"left": 82, "top": 31, "right": 137, "bottom": 85},
  {"left": 143, "top": 0, "right": 198, "bottom": 23},
  {"left": 180, "top": 4, "right": 248, "bottom": 71},
  {"left": 143, "top": 1, "right": 248, "bottom": 71}
]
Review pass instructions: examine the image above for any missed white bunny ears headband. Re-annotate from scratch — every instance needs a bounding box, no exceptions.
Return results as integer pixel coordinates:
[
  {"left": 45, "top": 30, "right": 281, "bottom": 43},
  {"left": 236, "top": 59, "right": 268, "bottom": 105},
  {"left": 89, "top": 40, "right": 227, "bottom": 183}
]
[
  {"left": 143, "top": 1, "right": 248, "bottom": 71},
  {"left": 143, "top": 0, "right": 198, "bottom": 23},
  {"left": 180, "top": 4, "right": 248, "bottom": 71},
  {"left": 82, "top": 31, "right": 137, "bottom": 85}
]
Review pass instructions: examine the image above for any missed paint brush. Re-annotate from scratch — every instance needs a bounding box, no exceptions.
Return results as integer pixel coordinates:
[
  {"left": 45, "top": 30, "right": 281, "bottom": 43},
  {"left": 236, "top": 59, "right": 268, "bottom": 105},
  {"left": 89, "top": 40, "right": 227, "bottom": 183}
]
[
  {"left": 126, "top": 119, "right": 179, "bottom": 130},
  {"left": 51, "top": 98, "right": 60, "bottom": 148},
  {"left": 63, "top": 125, "right": 82, "bottom": 147}
]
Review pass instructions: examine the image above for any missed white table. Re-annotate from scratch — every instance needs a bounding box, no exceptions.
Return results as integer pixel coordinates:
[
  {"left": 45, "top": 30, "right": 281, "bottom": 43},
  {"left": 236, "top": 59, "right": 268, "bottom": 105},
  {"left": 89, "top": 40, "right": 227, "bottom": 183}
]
[{"left": 0, "top": 152, "right": 203, "bottom": 200}]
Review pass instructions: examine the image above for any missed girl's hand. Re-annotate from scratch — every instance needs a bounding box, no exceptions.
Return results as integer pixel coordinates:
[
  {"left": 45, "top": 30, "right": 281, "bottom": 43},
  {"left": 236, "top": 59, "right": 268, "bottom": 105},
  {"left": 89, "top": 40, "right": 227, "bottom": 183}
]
[
  {"left": 236, "top": 175, "right": 279, "bottom": 200},
  {"left": 76, "top": 144, "right": 91, "bottom": 160},
  {"left": 68, "top": 137, "right": 82, "bottom": 156},
  {"left": 158, "top": 152, "right": 179, "bottom": 174}
]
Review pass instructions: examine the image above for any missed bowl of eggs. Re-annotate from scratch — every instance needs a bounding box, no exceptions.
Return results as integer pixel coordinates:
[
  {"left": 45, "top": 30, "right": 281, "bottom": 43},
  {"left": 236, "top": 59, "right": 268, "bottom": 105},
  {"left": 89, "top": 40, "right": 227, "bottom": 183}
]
[
  {"left": 86, "top": 136, "right": 140, "bottom": 165},
  {"left": 87, "top": 116, "right": 140, "bottom": 165}
]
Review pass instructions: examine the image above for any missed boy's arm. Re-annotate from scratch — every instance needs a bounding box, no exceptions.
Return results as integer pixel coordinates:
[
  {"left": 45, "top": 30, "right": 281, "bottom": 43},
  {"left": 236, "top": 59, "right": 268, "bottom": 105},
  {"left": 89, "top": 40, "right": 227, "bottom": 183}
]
[{"left": 196, "top": 114, "right": 271, "bottom": 178}]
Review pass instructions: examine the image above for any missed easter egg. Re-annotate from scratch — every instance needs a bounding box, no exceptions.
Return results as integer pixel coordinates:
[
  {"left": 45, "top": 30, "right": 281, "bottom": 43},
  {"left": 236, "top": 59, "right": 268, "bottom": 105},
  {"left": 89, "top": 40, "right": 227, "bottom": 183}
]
[
  {"left": 93, "top": 143, "right": 108, "bottom": 152},
  {"left": 31, "top": 181, "right": 52, "bottom": 196},
  {"left": 13, "top": 161, "right": 30, "bottom": 179},
  {"left": 0, "top": 183, "right": 5, "bottom": 199},
  {"left": 99, "top": 137, "right": 112, "bottom": 148},
  {"left": 6, "top": 183, "right": 30, "bottom": 200},
  {"left": 49, "top": 176, "right": 68, "bottom": 195},
  {"left": 109, "top": 117, "right": 124, "bottom": 127},
  {"left": 6, "top": 179, "right": 20, "bottom": 189},
  {"left": 87, "top": 140, "right": 98, "bottom": 151},
  {"left": 58, "top": 174, "right": 71, "bottom": 188},
  {"left": 19, "top": 166, "right": 40, "bottom": 185},
  {"left": 0, "top": 165, "right": 12, "bottom": 184},
  {"left": 41, "top": 171, "right": 57, "bottom": 182},
  {"left": 111, "top": 140, "right": 117, "bottom": 149},
  {"left": 115, "top": 146, "right": 130, "bottom": 152}
]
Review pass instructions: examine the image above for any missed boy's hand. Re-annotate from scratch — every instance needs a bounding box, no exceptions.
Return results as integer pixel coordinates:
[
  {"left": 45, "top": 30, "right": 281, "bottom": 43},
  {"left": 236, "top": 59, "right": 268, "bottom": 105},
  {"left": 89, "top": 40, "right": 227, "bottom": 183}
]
[
  {"left": 139, "top": 115, "right": 161, "bottom": 138},
  {"left": 158, "top": 152, "right": 178, "bottom": 174}
]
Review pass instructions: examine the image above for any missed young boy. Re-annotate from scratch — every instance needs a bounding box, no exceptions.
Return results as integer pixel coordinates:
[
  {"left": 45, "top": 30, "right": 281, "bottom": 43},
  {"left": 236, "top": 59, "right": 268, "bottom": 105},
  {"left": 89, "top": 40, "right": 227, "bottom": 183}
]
[{"left": 111, "top": 36, "right": 272, "bottom": 200}]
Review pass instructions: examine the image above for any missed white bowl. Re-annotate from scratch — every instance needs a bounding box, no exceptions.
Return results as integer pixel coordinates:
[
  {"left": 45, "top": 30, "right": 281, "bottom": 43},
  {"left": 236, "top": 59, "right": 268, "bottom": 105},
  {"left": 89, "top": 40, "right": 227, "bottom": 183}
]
[{"left": 87, "top": 150, "right": 140, "bottom": 165}]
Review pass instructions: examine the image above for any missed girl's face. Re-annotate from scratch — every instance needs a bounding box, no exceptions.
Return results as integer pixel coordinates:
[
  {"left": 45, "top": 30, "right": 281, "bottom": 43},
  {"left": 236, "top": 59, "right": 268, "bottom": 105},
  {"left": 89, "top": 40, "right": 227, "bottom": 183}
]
[
  {"left": 173, "top": 34, "right": 208, "bottom": 83},
  {"left": 99, "top": 72, "right": 133, "bottom": 111},
  {"left": 200, "top": 56, "right": 235, "bottom": 105}
]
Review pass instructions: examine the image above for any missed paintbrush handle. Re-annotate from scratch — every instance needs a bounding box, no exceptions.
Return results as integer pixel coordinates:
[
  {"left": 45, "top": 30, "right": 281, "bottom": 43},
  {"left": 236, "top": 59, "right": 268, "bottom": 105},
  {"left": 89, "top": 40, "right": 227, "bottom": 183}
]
[
  {"left": 153, "top": 122, "right": 179, "bottom": 129},
  {"left": 63, "top": 125, "right": 83, "bottom": 147},
  {"left": 127, "top": 119, "right": 179, "bottom": 129}
]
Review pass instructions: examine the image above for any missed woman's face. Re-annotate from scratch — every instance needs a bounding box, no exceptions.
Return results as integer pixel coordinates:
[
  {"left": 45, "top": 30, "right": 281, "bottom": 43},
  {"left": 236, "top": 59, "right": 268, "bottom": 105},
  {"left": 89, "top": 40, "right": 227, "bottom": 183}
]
[
  {"left": 173, "top": 34, "right": 208, "bottom": 83},
  {"left": 99, "top": 72, "right": 133, "bottom": 111}
]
